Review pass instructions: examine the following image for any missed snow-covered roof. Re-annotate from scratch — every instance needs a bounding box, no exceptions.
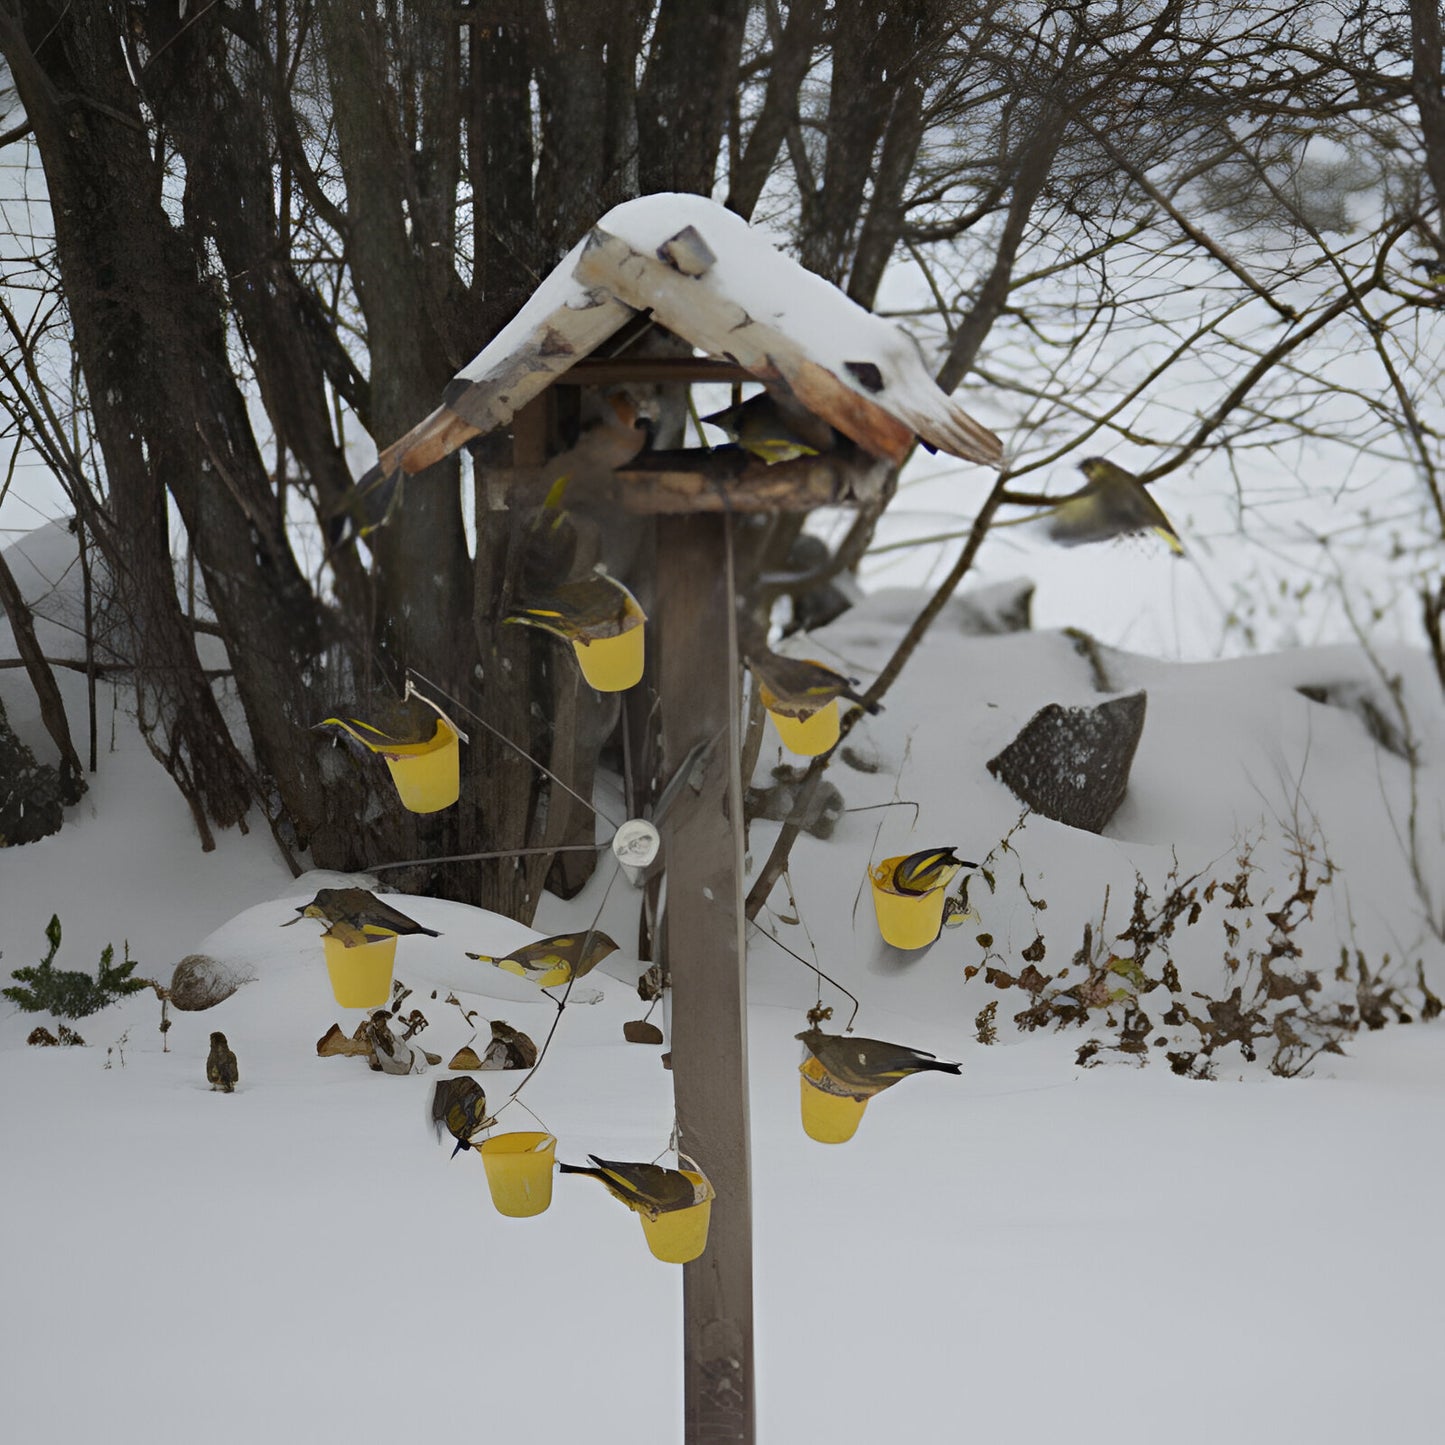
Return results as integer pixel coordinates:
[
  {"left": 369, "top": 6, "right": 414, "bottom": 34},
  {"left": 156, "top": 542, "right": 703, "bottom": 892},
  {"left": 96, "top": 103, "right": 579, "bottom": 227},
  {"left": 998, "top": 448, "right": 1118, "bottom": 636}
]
[{"left": 368, "top": 194, "right": 1003, "bottom": 488}]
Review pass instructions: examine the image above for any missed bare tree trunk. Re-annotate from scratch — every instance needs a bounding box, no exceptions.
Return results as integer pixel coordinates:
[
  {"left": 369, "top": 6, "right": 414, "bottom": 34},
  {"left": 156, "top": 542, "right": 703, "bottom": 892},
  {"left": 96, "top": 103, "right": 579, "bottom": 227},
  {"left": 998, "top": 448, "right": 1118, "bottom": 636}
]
[
  {"left": 1411, "top": 0, "right": 1445, "bottom": 241},
  {"left": 317, "top": 0, "right": 471, "bottom": 686},
  {"left": 638, "top": 0, "right": 750, "bottom": 195},
  {"left": 726, "top": 0, "right": 824, "bottom": 220},
  {"left": 0, "top": 544, "right": 84, "bottom": 801},
  {"left": 1, "top": 1, "right": 257, "bottom": 841}
]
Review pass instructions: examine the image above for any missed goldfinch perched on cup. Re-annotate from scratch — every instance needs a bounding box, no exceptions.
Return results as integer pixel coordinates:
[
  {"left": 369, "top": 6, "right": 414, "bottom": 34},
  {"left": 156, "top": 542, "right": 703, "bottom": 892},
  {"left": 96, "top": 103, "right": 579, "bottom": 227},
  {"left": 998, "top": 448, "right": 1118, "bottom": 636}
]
[
  {"left": 797, "top": 1028, "right": 962, "bottom": 1099},
  {"left": 889, "top": 846, "right": 976, "bottom": 896},
  {"left": 431, "top": 1077, "right": 491, "bottom": 1157},
  {"left": 506, "top": 570, "right": 644, "bottom": 644},
  {"left": 747, "top": 649, "right": 881, "bottom": 719},
  {"left": 558, "top": 1156, "right": 712, "bottom": 1219},
  {"left": 314, "top": 694, "right": 460, "bottom": 756},
  {"left": 281, "top": 887, "right": 441, "bottom": 941}
]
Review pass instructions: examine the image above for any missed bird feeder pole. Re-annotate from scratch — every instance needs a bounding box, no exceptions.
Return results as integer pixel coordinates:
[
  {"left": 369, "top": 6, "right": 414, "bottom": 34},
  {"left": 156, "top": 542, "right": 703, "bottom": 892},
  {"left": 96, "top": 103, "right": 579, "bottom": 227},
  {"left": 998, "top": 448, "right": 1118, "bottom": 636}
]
[{"left": 657, "top": 513, "right": 755, "bottom": 1443}]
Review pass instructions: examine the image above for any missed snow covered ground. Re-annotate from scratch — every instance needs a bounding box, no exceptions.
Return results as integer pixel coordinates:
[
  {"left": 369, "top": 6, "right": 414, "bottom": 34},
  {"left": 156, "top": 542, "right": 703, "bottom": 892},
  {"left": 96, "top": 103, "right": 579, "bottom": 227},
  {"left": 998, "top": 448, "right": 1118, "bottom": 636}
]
[{"left": 3, "top": 535, "right": 1443, "bottom": 1443}]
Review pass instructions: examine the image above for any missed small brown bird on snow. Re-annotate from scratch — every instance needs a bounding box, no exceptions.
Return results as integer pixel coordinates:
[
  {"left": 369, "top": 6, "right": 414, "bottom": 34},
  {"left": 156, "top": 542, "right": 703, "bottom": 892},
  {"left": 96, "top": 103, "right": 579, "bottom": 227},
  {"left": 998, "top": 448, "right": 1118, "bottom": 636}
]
[{"left": 206, "top": 1031, "right": 239, "bottom": 1093}]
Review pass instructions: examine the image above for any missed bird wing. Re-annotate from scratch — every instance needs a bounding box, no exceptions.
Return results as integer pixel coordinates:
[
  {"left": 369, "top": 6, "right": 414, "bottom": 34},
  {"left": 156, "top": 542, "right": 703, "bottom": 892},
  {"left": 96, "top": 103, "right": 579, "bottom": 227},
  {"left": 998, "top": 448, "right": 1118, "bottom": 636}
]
[
  {"left": 583, "top": 1157, "right": 699, "bottom": 1216},
  {"left": 892, "top": 848, "right": 963, "bottom": 895},
  {"left": 848, "top": 1035, "right": 961, "bottom": 1077},
  {"left": 467, "top": 946, "right": 567, "bottom": 986},
  {"left": 516, "top": 575, "right": 640, "bottom": 639}
]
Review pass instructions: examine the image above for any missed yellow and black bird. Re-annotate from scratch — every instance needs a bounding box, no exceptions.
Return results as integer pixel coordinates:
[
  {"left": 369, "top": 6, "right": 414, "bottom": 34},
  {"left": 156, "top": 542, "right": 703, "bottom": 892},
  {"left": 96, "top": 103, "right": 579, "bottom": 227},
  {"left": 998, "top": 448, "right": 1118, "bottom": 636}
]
[
  {"left": 282, "top": 887, "right": 441, "bottom": 940},
  {"left": 466, "top": 930, "right": 618, "bottom": 991},
  {"left": 313, "top": 695, "right": 455, "bottom": 758},
  {"left": 558, "top": 1155, "right": 710, "bottom": 1219},
  {"left": 889, "top": 846, "right": 976, "bottom": 897},
  {"left": 704, "top": 390, "right": 834, "bottom": 465},
  {"left": 431, "top": 1077, "right": 491, "bottom": 1157},
  {"left": 797, "top": 1028, "right": 961, "bottom": 1099},
  {"left": 506, "top": 570, "right": 644, "bottom": 645},
  {"left": 1040, "top": 458, "right": 1184, "bottom": 554},
  {"left": 206, "top": 1031, "right": 239, "bottom": 1093},
  {"left": 747, "top": 649, "right": 882, "bottom": 719}
]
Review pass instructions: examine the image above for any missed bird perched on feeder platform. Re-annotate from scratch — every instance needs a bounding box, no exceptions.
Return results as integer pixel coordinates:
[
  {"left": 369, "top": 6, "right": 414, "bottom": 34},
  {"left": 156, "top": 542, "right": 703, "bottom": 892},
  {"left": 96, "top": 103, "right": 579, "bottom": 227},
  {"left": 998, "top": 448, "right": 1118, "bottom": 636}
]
[
  {"left": 282, "top": 887, "right": 441, "bottom": 941},
  {"left": 746, "top": 649, "right": 882, "bottom": 719},
  {"left": 889, "top": 846, "right": 976, "bottom": 897},
  {"left": 506, "top": 570, "right": 643, "bottom": 645},
  {"left": 704, "top": 389, "right": 835, "bottom": 465},
  {"left": 542, "top": 389, "right": 654, "bottom": 492},
  {"left": 466, "top": 929, "right": 619, "bottom": 992},
  {"left": 1027, "top": 458, "right": 1184, "bottom": 554},
  {"left": 206, "top": 1031, "right": 239, "bottom": 1093},
  {"left": 797, "top": 1028, "right": 962, "bottom": 1099},
  {"left": 431, "top": 1077, "right": 491, "bottom": 1156},
  {"left": 558, "top": 1155, "right": 710, "bottom": 1219}
]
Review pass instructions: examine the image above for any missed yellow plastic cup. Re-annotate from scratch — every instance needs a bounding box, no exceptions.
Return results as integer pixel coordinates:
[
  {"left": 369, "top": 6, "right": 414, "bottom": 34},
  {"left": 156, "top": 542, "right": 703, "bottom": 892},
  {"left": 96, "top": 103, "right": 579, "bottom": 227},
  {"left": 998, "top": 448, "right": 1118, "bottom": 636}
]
[
  {"left": 869, "top": 857, "right": 948, "bottom": 950},
  {"left": 479, "top": 1132, "right": 557, "bottom": 1217},
  {"left": 760, "top": 690, "right": 840, "bottom": 756},
  {"left": 568, "top": 586, "right": 647, "bottom": 692},
  {"left": 799, "top": 1058, "right": 869, "bottom": 1143},
  {"left": 636, "top": 1170, "right": 714, "bottom": 1264},
  {"left": 380, "top": 720, "right": 461, "bottom": 813},
  {"left": 572, "top": 610, "right": 645, "bottom": 692},
  {"left": 321, "top": 932, "right": 398, "bottom": 1009}
]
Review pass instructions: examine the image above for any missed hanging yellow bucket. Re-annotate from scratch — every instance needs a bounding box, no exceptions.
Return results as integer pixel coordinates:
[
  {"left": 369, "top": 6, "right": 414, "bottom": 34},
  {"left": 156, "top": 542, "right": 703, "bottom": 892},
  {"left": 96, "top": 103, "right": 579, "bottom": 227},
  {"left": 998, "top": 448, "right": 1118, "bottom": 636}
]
[
  {"left": 572, "top": 605, "right": 646, "bottom": 692},
  {"left": 636, "top": 1170, "right": 715, "bottom": 1264},
  {"left": 869, "top": 856, "right": 949, "bottom": 950},
  {"left": 479, "top": 1132, "right": 557, "bottom": 1217},
  {"left": 799, "top": 1056, "right": 869, "bottom": 1143},
  {"left": 379, "top": 720, "right": 461, "bottom": 813},
  {"left": 321, "top": 931, "right": 397, "bottom": 1009},
  {"left": 759, "top": 686, "right": 840, "bottom": 756}
]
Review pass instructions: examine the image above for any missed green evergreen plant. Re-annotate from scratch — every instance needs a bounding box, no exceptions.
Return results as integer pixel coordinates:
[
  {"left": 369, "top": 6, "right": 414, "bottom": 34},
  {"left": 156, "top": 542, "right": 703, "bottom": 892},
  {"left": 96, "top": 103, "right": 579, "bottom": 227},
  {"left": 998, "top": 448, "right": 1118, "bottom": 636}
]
[{"left": 3, "top": 915, "right": 144, "bottom": 1020}]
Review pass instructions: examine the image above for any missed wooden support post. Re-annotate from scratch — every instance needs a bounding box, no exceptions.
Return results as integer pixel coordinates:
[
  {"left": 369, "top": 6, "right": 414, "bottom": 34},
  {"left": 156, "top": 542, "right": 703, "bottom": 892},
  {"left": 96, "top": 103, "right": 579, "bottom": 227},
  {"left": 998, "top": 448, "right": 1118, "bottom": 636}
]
[{"left": 657, "top": 513, "right": 755, "bottom": 1444}]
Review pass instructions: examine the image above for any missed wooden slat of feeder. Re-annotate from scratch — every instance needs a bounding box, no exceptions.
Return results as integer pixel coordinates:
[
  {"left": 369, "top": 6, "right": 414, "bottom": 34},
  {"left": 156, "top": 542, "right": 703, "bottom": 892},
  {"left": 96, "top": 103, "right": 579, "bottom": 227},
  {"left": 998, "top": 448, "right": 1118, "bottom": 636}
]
[
  {"left": 562, "top": 356, "right": 757, "bottom": 385},
  {"left": 613, "top": 450, "right": 891, "bottom": 513},
  {"left": 487, "top": 446, "right": 890, "bottom": 514},
  {"left": 369, "top": 407, "right": 483, "bottom": 481},
  {"left": 574, "top": 228, "right": 918, "bottom": 466}
]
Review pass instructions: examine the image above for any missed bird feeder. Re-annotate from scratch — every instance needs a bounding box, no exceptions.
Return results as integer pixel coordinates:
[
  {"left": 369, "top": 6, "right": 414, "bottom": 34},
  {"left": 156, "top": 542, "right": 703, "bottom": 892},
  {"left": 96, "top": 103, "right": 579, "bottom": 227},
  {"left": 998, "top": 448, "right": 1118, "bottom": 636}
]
[
  {"left": 758, "top": 683, "right": 840, "bottom": 757},
  {"left": 571, "top": 587, "right": 647, "bottom": 692},
  {"left": 636, "top": 1170, "right": 715, "bottom": 1264},
  {"left": 869, "top": 855, "right": 949, "bottom": 950},
  {"left": 322, "top": 932, "right": 397, "bottom": 1009},
  {"left": 479, "top": 1132, "right": 557, "bottom": 1217},
  {"left": 379, "top": 719, "right": 462, "bottom": 812},
  {"left": 351, "top": 193, "right": 1005, "bottom": 1417},
  {"left": 798, "top": 1056, "right": 868, "bottom": 1144}
]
